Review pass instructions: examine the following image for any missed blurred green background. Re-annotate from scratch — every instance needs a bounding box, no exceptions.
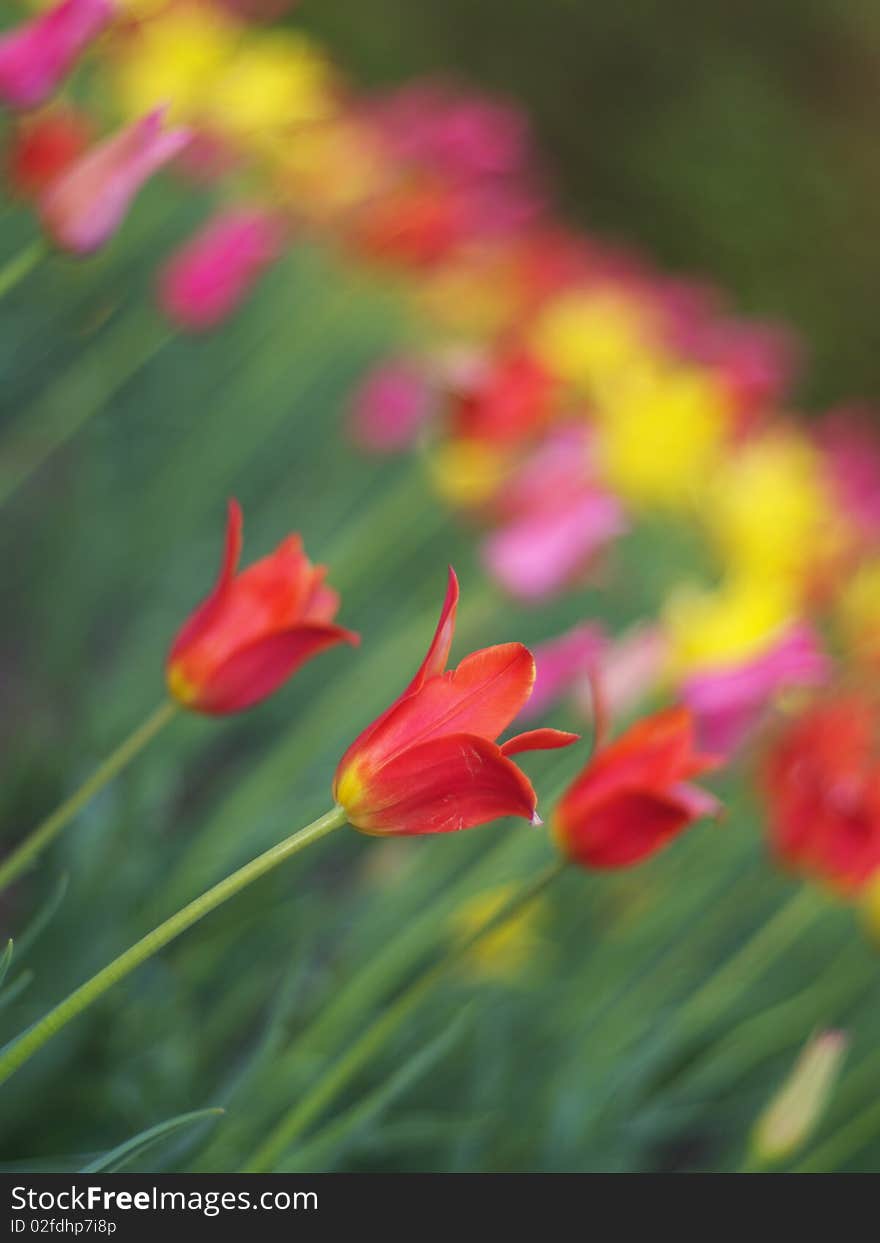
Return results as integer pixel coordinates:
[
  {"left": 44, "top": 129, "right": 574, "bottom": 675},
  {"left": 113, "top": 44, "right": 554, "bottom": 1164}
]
[{"left": 1, "top": 0, "right": 879, "bottom": 1174}]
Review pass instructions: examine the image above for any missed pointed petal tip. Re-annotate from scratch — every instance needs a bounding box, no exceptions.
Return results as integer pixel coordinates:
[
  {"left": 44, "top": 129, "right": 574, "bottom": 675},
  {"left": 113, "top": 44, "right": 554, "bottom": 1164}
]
[
  {"left": 531, "top": 810, "right": 544, "bottom": 827},
  {"left": 500, "top": 727, "right": 581, "bottom": 757}
]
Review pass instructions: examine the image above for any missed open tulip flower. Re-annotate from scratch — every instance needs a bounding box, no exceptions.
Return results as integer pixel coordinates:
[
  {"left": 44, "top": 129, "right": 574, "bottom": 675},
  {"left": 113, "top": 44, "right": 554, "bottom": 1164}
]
[
  {"left": 554, "top": 706, "right": 721, "bottom": 868},
  {"left": 167, "top": 500, "right": 359, "bottom": 714},
  {"left": 333, "top": 568, "right": 578, "bottom": 834}
]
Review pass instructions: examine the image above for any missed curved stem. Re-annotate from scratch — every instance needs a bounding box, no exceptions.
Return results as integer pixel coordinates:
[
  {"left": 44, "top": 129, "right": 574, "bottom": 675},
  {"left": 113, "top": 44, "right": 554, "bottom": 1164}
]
[
  {"left": 0, "top": 804, "right": 348, "bottom": 1087},
  {"left": 0, "top": 238, "right": 46, "bottom": 300},
  {"left": 243, "top": 856, "right": 567, "bottom": 1173},
  {"left": 0, "top": 699, "right": 179, "bottom": 893}
]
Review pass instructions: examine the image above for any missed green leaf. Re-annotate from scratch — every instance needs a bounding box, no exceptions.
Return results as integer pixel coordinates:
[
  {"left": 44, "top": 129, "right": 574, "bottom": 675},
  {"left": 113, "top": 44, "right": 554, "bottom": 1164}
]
[
  {"left": 0, "top": 969, "right": 33, "bottom": 1009},
  {"left": 17, "top": 874, "right": 69, "bottom": 959},
  {"left": 80, "top": 1109, "right": 225, "bottom": 1174},
  {"left": 0, "top": 940, "right": 12, "bottom": 989},
  {"left": 281, "top": 1006, "right": 474, "bottom": 1172}
]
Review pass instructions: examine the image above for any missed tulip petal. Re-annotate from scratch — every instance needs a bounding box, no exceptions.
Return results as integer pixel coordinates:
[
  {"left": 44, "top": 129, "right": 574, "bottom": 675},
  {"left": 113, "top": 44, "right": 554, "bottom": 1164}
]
[
  {"left": 364, "top": 641, "right": 536, "bottom": 769},
  {"left": 168, "top": 499, "right": 243, "bottom": 663},
  {"left": 557, "top": 788, "right": 707, "bottom": 869},
  {"left": 347, "top": 733, "right": 538, "bottom": 835},
  {"left": 579, "top": 705, "right": 719, "bottom": 806},
  {"left": 501, "top": 728, "right": 580, "bottom": 756},
  {"left": 406, "top": 565, "right": 459, "bottom": 694},
  {"left": 335, "top": 567, "right": 460, "bottom": 777},
  {"left": 195, "top": 622, "right": 359, "bottom": 714}
]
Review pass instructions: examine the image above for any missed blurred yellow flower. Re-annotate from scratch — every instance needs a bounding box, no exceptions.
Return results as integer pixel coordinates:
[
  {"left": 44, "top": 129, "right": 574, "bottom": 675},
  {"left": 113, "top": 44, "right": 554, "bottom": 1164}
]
[
  {"left": 529, "top": 289, "right": 662, "bottom": 396},
  {"left": 429, "top": 438, "right": 508, "bottom": 508},
  {"left": 205, "top": 32, "right": 338, "bottom": 155},
  {"left": 705, "top": 430, "right": 842, "bottom": 588},
  {"left": 416, "top": 252, "right": 523, "bottom": 341},
  {"left": 664, "top": 573, "right": 797, "bottom": 673},
  {"left": 836, "top": 556, "right": 880, "bottom": 666},
  {"left": 596, "top": 365, "right": 729, "bottom": 511},
  {"left": 110, "top": 3, "right": 241, "bottom": 124},
  {"left": 450, "top": 884, "right": 545, "bottom": 981},
  {"left": 274, "top": 119, "right": 385, "bottom": 220}
]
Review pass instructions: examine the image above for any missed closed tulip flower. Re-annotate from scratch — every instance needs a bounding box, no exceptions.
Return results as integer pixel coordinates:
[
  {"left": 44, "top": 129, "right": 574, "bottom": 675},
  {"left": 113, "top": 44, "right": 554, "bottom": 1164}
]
[
  {"left": 554, "top": 706, "right": 721, "bottom": 868},
  {"left": 0, "top": 0, "right": 113, "bottom": 111},
  {"left": 40, "top": 106, "right": 191, "bottom": 255},
  {"left": 167, "top": 500, "right": 358, "bottom": 715},
  {"left": 333, "top": 568, "right": 578, "bottom": 835},
  {"left": 158, "top": 207, "right": 285, "bottom": 332}
]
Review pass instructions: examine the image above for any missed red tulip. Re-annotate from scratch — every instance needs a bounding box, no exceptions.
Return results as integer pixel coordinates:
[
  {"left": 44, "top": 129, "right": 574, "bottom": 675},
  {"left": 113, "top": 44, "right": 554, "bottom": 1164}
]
[
  {"left": 553, "top": 706, "right": 721, "bottom": 868},
  {"left": 333, "top": 568, "right": 578, "bottom": 834},
  {"left": 762, "top": 695, "right": 880, "bottom": 894},
  {"left": 167, "top": 501, "right": 358, "bottom": 715}
]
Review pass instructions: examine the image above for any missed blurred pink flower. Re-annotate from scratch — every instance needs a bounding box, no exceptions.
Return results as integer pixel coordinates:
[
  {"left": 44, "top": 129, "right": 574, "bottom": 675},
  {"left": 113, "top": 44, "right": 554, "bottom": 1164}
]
[
  {"left": 173, "top": 130, "right": 240, "bottom": 186},
  {"left": 521, "top": 623, "right": 607, "bottom": 721},
  {"left": 0, "top": 0, "right": 113, "bottom": 110},
  {"left": 484, "top": 492, "right": 623, "bottom": 602},
  {"left": 816, "top": 407, "right": 880, "bottom": 543},
  {"left": 482, "top": 425, "right": 626, "bottom": 601},
  {"left": 363, "top": 82, "right": 546, "bottom": 250},
  {"left": 682, "top": 622, "right": 831, "bottom": 754},
  {"left": 373, "top": 82, "right": 532, "bottom": 181},
  {"left": 709, "top": 320, "right": 800, "bottom": 429},
  {"left": 349, "top": 358, "right": 433, "bottom": 452},
  {"left": 158, "top": 207, "right": 284, "bottom": 332},
  {"left": 572, "top": 625, "right": 669, "bottom": 724},
  {"left": 40, "top": 107, "right": 191, "bottom": 255}
]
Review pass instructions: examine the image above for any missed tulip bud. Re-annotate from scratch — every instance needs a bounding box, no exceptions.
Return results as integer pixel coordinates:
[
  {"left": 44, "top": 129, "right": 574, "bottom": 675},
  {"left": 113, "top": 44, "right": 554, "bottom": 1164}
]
[
  {"left": 157, "top": 208, "right": 284, "bottom": 332},
  {"left": 0, "top": 0, "right": 114, "bottom": 111},
  {"left": 167, "top": 500, "right": 359, "bottom": 715},
  {"left": 750, "top": 1030, "right": 848, "bottom": 1166},
  {"left": 39, "top": 106, "right": 191, "bottom": 255}
]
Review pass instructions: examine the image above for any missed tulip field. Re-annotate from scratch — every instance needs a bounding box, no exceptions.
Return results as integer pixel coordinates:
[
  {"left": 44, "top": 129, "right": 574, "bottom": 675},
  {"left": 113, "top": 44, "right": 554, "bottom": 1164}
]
[{"left": 2, "top": 0, "right": 880, "bottom": 1179}]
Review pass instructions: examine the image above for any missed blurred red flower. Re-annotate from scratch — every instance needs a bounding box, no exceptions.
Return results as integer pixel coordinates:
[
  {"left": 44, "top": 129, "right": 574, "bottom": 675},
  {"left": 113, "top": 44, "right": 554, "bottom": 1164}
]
[{"left": 763, "top": 694, "right": 880, "bottom": 894}]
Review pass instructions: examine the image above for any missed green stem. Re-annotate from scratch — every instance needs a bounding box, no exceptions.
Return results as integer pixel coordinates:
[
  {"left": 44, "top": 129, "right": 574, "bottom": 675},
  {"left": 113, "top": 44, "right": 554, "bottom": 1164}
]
[
  {"left": 0, "top": 805, "right": 348, "bottom": 1088},
  {"left": 0, "top": 305, "right": 170, "bottom": 507},
  {"left": 243, "top": 856, "right": 567, "bottom": 1172},
  {"left": 0, "top": 238, "right": 46, "bottom": 300},
  {"left": 0, "top": 699, "right": 179, "bottom": 893}
]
